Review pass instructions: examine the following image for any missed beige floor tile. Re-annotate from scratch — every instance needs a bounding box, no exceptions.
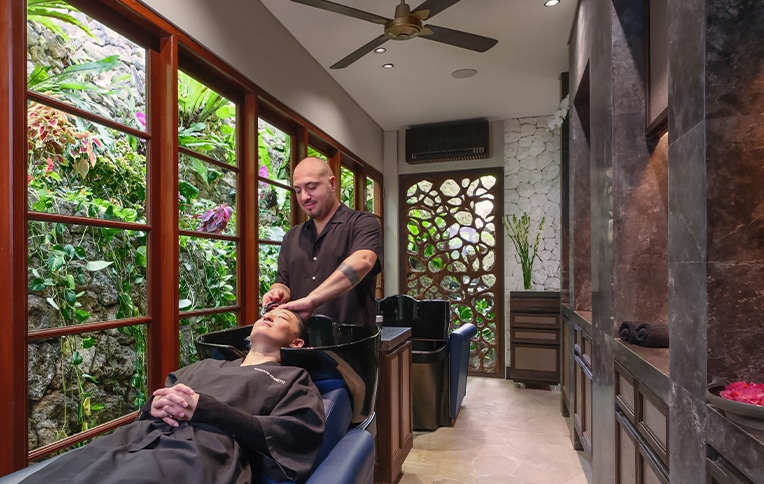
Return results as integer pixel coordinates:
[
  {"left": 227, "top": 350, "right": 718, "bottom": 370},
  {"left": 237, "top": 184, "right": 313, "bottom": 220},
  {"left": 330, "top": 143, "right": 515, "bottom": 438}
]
[{"left": 396, "top": 377, "right": 592, "bottom": 484}]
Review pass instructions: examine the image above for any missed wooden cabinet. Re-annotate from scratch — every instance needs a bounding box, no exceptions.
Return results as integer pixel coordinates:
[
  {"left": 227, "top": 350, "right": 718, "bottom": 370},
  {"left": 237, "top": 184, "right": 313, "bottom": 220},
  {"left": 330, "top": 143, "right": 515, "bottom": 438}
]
[
  {"left": 375, "top": 328, "right": 413, "bottom": 484},
  {"left": 509, "top": 291, "right": 561, "bottom": 385},
  {"left": 615, "top": 362, "right": 669, "bottom": 483},
  {"left": 560, "top": 312, "right": 572, "bottom": 417},
  {"left": 573, "top": 324, "right": 593, "bottom": 459},
  {"left": 706, "top": 448, "right": 755, "bottom": 484}
]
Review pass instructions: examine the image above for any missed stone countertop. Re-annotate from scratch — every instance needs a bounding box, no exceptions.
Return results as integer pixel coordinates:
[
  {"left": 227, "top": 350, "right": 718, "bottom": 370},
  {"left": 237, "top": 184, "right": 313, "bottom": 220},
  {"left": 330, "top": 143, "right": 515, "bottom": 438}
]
[
  {"left": 381, "top": 326, "right": 411, "bottom": 352},
  {"left": 614, "top": 339, "right": 670, "bottom": 402}
]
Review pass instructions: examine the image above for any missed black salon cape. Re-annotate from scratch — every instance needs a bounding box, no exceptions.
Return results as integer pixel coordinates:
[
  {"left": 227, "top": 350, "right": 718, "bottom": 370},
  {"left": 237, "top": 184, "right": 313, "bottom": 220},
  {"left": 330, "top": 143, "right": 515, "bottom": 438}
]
[{"left": 21, "top": 359, "right": 325, "bottom": 484}]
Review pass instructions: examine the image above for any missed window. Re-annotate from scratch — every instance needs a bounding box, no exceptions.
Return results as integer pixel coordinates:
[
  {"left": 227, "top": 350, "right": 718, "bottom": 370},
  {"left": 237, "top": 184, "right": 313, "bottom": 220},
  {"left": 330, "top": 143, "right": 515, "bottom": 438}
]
[
  {"left": 258, "top": 119, "right": 295, "bottom": 297},
  {"left": 2, "top": 0, "right": 383, "bottom": 469},
  {"left": 177, "top": 71, "right": 239, "bottom": 366}
]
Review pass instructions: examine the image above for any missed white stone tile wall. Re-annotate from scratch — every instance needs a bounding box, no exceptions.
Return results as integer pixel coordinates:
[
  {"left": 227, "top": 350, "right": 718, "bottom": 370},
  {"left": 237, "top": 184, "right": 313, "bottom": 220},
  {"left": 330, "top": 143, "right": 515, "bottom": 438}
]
[{"left": 503, "top": 117, "right": 561, "bottom": 293}]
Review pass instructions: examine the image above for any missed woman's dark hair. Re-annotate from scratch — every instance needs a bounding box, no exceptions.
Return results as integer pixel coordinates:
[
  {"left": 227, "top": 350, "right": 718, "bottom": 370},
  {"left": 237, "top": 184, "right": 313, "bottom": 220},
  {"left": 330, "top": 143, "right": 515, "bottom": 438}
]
[{"left": 292, "top": 311, "right": 308, "bottom": 341}]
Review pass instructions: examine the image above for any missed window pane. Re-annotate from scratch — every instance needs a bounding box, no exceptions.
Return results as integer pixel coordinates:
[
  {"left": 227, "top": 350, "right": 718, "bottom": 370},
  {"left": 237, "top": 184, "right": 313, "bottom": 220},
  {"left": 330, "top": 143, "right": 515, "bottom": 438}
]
[
  {"left": 28, "top": 102, "right": 147, "bottom": 222},
  {"left": 366, "top": 178, "right": 376, "bottom": 213},
  {"left": 259, "top": 182, "right": 291, "bottom": 241},
  {"left": 258, "top": 120, "right": 292, "bottom": 183},
  {"left": 259, "top": 243, "right": 281, "bottom": 298},
  {"left": 27, "top": 3, "right": 146, "bottom": 131},
  {"left": 179, "top": 312, "right": 238, "bottom": 368},
  {"left": 28, "top": 221, "right": 147, "bottom": 329},
  {"left": 178, "top": 153, "right": 236, "bottom": 236},
  {"left": 179, "top": 236, "right": 237, "bottom": 312},
  {"left": 307, "top": 146, "right": 328, "bottom": 162},
  {"left": 28, "top": 324, "right": 148, "bottom": 450},
  {"left": 178, "top": 71, "right": 237, "bottom": 165},
  {"left": 341, "top": 165, "right": 354, "bottom": 209}
]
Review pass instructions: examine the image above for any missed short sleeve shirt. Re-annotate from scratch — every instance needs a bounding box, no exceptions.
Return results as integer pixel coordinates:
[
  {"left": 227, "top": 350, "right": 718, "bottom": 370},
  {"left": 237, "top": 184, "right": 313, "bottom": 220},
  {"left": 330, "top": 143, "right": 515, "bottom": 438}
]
[{"left": 276, "top": 204, "right": 383, "bottom": 326}]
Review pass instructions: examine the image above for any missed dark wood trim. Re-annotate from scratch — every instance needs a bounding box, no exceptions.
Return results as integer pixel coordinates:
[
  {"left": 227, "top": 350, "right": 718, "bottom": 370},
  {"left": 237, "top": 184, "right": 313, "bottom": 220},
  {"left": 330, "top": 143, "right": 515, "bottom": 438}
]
[
  {"left": 27, "top": 212, "right": 151, "bottom": 232},
  {"left": 146, "top": 34, "right": 180, "bottom": 389},
  {"left": 242, "top": 93, "right": 259, "bottom": 324},
  {"left": 28, "top": 412, "right": 138, "bottom": 462},
  {"left": 178, "top": 146, "right": 240, "bottom": 174},
  {"left": 27, "top": 91, "right": 150, "bottom": 140},
  {"left": 178, "top": 229, "right": 239, "bottom": 243},
  {"left": 0, "top": 0, "right": 29, "bottom": 473},
  {"left": 27, "top": 316, "right": 152, "bottom": 341},
  {"left": 179, "top": 306, "right": 242, "bottom": 320}
]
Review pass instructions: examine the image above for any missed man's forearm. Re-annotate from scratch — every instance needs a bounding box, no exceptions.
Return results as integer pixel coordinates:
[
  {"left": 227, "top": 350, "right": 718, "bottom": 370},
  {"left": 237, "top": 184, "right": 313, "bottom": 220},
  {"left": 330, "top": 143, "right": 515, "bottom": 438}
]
[{"left": 305, "top": 249, "right": 377, "bottom": 309}]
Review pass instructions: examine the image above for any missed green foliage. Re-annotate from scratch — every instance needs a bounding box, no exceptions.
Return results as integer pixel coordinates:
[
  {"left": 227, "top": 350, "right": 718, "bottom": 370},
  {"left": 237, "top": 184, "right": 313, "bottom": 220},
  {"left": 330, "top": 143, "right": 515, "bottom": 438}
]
[
  {"left": 27, "top": 0, "right": 93, "bottom": 39},
  {"left": 178, "top": 71, "right": 236, "bottom": 164},
  {"left": 502, "top": 213, "right": 545, "bottom": 290},
  {"left": 340, "top": 165, "right": 354, "bottom": 208}
]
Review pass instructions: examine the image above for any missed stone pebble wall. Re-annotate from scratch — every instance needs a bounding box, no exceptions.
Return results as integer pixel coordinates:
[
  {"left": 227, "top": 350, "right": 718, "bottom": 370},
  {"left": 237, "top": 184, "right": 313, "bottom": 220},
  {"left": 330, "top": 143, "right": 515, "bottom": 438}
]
[
  {"left": 503, "top": 116, "right": 561, "bottom": 292},
  {"left": 502, "top": 116, "right": 562, "bottom": 369}
]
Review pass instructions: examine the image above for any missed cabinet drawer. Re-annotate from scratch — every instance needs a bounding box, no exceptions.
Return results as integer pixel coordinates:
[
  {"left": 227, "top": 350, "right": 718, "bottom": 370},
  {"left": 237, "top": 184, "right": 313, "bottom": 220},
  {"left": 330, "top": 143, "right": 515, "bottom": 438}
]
[
  {"left": 512, "top": 313, "right": 560, "bottom": 329},
  {"left": 511, "top": 328, "right": 560, "bottom": 345},
  {"left": 615, "top": 362, "right": 637, "bottom": 422},
  {"left": 638, "top": 385, "right": 668, "bottom": 467},
  {"left": 513, "top": 344, "right": 558, "bottom": 373}
]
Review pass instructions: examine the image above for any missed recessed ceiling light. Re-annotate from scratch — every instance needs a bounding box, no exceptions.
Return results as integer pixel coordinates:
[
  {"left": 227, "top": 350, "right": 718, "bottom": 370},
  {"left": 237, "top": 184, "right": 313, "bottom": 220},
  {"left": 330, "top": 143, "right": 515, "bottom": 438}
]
[
  {"left": 452, "top": 68, "right": 477, "bottom": 79},
  {"left": 544, "top": 0, "right": 560, "bottom": 6},
  {"left": 374, "top": 47, "right": 387, "bottom": 54},
  {"left": 382, "top": 63, "right": 394, "bottom": 69}
]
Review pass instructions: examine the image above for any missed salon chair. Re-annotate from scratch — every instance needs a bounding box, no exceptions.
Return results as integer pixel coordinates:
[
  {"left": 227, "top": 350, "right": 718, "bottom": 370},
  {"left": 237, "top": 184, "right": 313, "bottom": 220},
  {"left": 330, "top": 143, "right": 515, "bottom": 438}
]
[
  {"left": 197, "top": 316, "right": 380, "bottom": 484},
  {"left": 377, "top": 294, "right": 477, "bottom": 430},
  {"left": 0, "top": 318, "right": 378, "bottom": 484}
]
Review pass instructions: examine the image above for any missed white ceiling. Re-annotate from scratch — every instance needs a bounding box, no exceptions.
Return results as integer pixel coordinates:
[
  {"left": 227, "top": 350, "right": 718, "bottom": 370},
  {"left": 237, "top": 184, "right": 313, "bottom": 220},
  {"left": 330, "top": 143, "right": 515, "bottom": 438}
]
[{"left": 260, "top": 0, "right": 576, "bottom": 131}]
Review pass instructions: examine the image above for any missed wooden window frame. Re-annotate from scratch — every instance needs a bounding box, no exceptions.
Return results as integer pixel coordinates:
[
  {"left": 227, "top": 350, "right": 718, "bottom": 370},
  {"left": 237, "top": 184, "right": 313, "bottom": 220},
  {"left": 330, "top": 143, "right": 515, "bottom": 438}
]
[{"left": 0, "top": 0, "right": 383, "bottom": 474}]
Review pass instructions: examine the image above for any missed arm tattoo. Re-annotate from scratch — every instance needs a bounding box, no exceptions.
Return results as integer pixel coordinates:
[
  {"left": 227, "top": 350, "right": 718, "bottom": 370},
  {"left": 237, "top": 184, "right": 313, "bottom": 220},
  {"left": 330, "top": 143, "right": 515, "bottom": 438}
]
[{"left": 338, "top": 262, "right": 361, "bottom": 286}]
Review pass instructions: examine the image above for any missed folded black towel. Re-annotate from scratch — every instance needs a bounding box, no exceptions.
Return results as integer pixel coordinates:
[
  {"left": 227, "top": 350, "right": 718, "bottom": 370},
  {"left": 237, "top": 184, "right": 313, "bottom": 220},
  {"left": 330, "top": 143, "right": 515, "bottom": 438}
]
[
  {"left": 635, "top": 322, "right": 669, "bottom": 348},
  {"left": 618, "top": 321, "right": 639, "bottom": 343}
]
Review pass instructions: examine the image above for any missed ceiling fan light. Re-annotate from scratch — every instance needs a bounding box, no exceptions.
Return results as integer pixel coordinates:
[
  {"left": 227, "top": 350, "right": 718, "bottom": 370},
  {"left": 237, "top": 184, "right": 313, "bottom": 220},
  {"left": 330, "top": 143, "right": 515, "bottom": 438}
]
[
  {"left": 374, "top": 47, "right": 387, "bottom": 54},
  {"left": 382, "top": 63, "right": 394, "bottom": 69},
  {"left": 544, "top": 0, "right": 561, "bottom": 6}
]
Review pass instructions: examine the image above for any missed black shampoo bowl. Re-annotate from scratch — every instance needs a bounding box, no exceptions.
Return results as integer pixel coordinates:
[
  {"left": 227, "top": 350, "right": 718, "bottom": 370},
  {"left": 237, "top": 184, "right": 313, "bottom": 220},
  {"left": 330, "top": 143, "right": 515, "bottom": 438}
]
[{"left": 195, "top": 315, "right": 381, "bottom": 427}]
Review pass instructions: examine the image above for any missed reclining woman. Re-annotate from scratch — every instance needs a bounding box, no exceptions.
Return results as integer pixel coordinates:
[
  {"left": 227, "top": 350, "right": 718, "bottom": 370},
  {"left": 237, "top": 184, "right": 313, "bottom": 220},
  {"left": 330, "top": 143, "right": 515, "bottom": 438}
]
[{"left": 21, "top": 308, "right": 325, "bottom": 484}]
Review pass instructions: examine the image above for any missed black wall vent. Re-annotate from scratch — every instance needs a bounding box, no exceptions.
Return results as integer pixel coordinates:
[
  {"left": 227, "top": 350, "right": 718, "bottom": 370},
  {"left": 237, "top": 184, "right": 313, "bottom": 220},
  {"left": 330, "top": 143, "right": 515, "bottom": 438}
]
[{"left": 405, "top": 119, "right": 490, "bottom": 164}]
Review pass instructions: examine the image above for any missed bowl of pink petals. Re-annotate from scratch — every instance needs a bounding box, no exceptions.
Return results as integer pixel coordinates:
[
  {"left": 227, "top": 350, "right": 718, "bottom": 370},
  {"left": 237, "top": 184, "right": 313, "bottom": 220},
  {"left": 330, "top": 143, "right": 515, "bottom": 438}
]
[{"left": 707, "top": 381, "right": 764, "bottom": 431}]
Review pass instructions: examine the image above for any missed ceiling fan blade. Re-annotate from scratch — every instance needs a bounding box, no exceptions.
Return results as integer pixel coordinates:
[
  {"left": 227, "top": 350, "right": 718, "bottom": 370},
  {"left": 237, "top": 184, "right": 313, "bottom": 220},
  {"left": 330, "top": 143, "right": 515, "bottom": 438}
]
[
  {"left": 291, "top": 0, "right": 388, "bottom": 25},
  {"left": 330, "top": 35, "right": 389, "bottom": 69},
  {"left": 420, "top": 24, "right": 498, "bottom": 52},
  {"left": 411, "top": 0, "right": 463, "bottom": 19}
]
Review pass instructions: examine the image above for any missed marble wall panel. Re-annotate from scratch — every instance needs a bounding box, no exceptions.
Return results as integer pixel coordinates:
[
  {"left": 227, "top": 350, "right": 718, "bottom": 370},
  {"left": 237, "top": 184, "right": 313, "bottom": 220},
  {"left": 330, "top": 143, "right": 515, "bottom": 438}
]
[
  {"left": 668, "top": 0, "right": 705, "bottom": 140},
  {"left": 668, "top": 122, "right": 706, "bottom": 264},
  {"left": 571, "top": 100, "right": 592, "bottom": 312},
  {"left": 707, "top": 261, "right": 764, "bottom": 383},
  {"left": 669, "top": 260, "right": 707, "bottom": 399},
  {"left": 611, "top": 0, "right": 646, "bottom": 116},
  {"left": 705, "top": 1, "right": 764, "bottom": 120},
  {"left": 705, "top": 115, "right": 764, "bottom": 263},
  {"left": 613, "top": 114, "right": 669, "bottom": 323},
  {"left": 669, "top": 383, "right": 706, "bottom": 483}
]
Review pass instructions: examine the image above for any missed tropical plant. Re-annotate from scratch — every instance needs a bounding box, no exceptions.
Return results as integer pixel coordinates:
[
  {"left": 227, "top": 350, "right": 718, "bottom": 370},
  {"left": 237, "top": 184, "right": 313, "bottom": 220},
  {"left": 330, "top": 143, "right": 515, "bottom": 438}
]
[
  {"left": 502, "top": 212, "right": 545, "bottom": 290},
  {"left": 27, "top": 0, "right": 93, "bottom": 39}
]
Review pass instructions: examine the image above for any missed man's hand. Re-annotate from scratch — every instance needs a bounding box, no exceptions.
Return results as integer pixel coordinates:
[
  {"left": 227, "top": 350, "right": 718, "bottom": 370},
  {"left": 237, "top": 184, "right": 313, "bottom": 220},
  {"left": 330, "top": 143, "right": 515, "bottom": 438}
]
[
  {"left": 150, "top": 383, "right": 199, "bottom": 427},
  {"left": 261, "top": 283, "right": 290, "bottom": 309},
  {"left": 278, "top": 296, "right": 317, "bottom": 321}
]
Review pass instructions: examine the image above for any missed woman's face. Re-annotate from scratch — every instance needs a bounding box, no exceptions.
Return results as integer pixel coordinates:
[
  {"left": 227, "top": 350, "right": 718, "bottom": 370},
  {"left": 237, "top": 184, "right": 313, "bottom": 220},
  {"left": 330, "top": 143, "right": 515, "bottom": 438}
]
[{"left": 251, "top": 309, "right": 304, "bottom": 348}]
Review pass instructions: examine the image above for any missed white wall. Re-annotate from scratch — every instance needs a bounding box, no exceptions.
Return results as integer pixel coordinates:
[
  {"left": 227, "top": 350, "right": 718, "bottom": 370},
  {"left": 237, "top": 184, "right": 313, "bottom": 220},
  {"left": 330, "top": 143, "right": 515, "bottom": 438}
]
[{"left": 141, "top": 0, "right": 384, "bottom": 170}]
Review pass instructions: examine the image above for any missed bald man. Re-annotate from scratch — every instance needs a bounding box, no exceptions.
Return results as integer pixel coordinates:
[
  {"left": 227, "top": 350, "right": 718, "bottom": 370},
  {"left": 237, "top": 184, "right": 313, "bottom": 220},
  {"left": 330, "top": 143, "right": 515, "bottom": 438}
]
[{"left": 261, "top": 157, "right": 383, "bottom": 327}]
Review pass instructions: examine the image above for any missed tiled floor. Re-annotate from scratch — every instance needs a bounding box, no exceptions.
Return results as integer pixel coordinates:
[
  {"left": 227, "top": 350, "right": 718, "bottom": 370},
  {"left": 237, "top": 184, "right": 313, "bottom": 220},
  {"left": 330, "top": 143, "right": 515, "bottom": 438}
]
[{"left": 399, "top": 377, "right": 592, "bottom": 484}]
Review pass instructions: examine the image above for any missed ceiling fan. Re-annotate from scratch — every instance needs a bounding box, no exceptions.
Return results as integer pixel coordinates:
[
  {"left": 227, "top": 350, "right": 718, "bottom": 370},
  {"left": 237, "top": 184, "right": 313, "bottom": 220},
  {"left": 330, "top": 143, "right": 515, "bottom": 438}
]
[{"left": 291, "top": 0, "right": 498, "bottom": 69}]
